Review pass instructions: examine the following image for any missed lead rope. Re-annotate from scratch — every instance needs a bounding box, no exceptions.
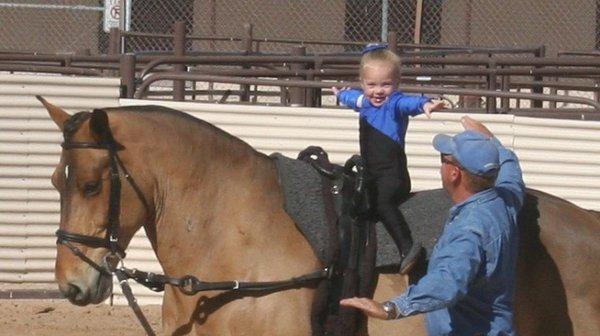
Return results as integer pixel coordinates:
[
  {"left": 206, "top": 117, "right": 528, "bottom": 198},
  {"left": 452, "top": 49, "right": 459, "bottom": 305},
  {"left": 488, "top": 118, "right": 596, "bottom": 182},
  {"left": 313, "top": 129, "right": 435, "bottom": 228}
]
[{"left": 113, "top": 268, "right": 157, "bottom": 336}]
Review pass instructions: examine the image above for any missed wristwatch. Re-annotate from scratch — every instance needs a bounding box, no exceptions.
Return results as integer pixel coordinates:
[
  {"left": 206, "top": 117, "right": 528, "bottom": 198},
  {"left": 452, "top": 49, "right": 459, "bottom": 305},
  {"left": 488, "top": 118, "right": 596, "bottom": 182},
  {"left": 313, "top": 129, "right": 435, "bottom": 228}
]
[{"left": 381, "top": 301, "right": 398, "bottom": 320}]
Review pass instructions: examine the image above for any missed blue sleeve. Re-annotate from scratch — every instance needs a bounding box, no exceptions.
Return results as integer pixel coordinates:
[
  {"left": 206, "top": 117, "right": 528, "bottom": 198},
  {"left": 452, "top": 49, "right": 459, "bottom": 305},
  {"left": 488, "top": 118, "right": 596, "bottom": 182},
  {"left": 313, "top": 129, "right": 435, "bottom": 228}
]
[
  {"left": 492, "top": 138, "right": 526, "bottom": 211},
  {"left": 394, "top": 94, "right": 431, "bottom": 117},
  {"left": 337, "top": 89, "right": 364, "bottom": 111},
  {"left": 390, "top": 228, "right": 483, "bottom": 317}
]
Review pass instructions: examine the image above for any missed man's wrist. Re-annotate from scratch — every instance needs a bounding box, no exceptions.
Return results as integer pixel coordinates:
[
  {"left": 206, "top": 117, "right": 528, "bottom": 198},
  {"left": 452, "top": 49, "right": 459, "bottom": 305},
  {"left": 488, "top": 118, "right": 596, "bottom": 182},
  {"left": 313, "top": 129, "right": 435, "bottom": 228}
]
[{"left": 381, "top": 301, "right": 398, "bottom": 320}]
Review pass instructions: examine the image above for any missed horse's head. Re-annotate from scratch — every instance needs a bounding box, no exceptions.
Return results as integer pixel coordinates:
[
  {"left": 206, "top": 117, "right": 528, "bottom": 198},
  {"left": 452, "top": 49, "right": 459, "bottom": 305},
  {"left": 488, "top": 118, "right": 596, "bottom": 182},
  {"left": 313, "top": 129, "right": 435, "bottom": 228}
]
[{"left": 39, "top": 96, "right": 151, "bottom": 306}]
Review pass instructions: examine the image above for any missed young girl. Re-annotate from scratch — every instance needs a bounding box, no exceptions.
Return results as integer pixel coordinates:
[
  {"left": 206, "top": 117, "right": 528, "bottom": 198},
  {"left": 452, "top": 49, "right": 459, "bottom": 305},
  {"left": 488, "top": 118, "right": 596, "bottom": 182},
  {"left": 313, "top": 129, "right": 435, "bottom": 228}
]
[{"left": 332, "top": 44, "right": 444, "bottom": 274}]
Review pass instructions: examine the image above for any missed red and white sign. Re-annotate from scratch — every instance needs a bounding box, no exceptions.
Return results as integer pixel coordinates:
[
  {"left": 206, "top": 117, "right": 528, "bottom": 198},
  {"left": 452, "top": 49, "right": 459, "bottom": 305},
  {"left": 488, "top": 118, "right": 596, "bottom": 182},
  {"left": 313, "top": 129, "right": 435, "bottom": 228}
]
[{"left": 103, "top": 0, "right": 121, "bottom": 32}]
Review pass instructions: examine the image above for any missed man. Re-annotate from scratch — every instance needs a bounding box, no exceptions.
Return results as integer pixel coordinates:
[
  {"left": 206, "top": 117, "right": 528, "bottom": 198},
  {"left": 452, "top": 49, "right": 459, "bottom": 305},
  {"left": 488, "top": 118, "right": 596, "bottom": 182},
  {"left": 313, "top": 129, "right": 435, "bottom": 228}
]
[{"left": 341, "top": 116, "right": 525, "bottom": 336}]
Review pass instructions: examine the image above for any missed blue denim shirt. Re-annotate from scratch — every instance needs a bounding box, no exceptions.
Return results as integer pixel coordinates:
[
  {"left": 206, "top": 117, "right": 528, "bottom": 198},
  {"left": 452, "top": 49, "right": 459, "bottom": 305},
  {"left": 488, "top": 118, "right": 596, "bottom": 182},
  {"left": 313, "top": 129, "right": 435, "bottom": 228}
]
[{"left": 390, "top": 138, "right": 525, "bottom": 336}]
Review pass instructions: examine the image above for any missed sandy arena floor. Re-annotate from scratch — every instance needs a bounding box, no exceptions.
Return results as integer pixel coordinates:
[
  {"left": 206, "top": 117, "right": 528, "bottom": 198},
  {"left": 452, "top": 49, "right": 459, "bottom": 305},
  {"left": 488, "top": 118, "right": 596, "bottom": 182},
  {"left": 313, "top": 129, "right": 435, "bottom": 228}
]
[{"left": 0, "top": 284, "right": 162, "bottom": 336}]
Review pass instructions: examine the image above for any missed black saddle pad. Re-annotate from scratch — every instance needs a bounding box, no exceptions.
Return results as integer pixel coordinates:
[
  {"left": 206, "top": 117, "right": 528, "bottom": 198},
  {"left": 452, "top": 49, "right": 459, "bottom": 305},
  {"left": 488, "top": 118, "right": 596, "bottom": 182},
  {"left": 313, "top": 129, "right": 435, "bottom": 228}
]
[{"left": 271, "top": 152, "right": 453, "bottom": 268}]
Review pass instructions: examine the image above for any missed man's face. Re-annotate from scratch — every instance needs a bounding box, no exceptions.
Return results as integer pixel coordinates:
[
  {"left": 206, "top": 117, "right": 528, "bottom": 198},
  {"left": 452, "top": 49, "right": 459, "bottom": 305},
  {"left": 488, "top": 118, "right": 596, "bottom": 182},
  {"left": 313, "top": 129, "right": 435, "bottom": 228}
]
[
  {"left": 440, "top": 154, "right": 461, "bottom": 192},
  {"left": 360, "top": 61, "right": 397, "bottom": 107}
]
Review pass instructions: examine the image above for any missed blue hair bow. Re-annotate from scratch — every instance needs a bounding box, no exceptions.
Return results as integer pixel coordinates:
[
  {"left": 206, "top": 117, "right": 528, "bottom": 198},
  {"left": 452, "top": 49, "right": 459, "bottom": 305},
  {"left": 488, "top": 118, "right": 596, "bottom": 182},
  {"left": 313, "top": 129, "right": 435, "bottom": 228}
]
[{"left": 362, "top": 43, "right": 388, "bottom": 54}]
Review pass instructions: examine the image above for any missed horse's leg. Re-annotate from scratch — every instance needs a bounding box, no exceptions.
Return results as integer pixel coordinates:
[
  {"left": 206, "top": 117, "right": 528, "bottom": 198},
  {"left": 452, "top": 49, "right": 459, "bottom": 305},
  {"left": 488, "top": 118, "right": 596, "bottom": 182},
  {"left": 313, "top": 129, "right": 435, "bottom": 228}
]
[
  {"left": 161, "top": 287, "right": 200, "bottom": 335},
  {"left": 369, "top": 273, "right": 426, "bottom": 336}
]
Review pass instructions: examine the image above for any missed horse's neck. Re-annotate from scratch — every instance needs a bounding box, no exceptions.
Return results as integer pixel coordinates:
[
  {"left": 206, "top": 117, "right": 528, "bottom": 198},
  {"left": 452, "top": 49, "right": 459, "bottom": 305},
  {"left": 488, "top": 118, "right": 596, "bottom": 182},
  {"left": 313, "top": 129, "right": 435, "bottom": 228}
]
[{"left": 134, "top": 115, "right": 290, "bottom": 276}]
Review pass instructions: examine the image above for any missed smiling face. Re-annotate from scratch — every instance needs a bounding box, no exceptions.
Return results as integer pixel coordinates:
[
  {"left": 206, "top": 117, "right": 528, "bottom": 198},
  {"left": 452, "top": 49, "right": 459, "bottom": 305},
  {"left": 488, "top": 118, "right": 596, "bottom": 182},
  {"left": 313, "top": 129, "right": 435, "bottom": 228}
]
[{"left": 360, "top": 60, "right": 398, "bottom": 107}]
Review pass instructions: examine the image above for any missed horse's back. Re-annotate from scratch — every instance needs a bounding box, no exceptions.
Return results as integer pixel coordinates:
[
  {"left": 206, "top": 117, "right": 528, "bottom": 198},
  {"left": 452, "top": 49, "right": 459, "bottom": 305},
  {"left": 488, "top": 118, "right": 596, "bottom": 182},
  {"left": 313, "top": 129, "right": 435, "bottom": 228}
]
[
  {"left": 517, "top": 189, "right": 600, "bottom": 335},
  {"left": 373, "top": 188, "right": 600, "bottom": 336}
]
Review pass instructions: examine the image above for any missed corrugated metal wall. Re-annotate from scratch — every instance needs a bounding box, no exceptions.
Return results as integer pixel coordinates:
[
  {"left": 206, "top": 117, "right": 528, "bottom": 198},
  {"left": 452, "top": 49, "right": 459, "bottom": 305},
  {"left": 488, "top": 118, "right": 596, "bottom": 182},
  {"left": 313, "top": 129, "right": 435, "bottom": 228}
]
[
  {"left": 1, "top": 76, "right": 599, "bottom": 305},
  {"left": 0, "top": 74, "right": 120, "bottom": 283}
]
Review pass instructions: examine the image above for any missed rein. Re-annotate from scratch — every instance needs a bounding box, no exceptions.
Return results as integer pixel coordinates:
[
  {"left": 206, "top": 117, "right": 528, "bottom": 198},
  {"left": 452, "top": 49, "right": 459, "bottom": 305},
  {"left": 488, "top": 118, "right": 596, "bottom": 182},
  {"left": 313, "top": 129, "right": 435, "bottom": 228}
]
[{"left": 57, "top": 119, "right": 331, "bottom": 335}]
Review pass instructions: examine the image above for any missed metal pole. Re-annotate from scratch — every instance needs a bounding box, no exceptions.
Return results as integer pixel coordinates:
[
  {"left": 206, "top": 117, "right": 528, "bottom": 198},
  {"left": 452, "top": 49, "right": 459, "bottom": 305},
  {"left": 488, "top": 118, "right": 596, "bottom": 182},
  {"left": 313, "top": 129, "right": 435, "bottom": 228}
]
[
  {"left": 173, "top": 21, "right": 186, "bottom": 101},
  {"left": 532, "top": 45, "right": 546, "bottom": 108},
  {"left": 289, "top": 46, "right": 307, "bottom": 106},
  {"left": 240, "top": 23, "right": 253, "bottom": 102},
  {"left": 465, "top": 0, "right": 472, "bottom": 46},
  {"left": 486, "top": 60, "right": 497, "bottom": 113},
  {"left": 500, "top": 68, "right": 510, "bottom": 112},
  {"left": 118, "top": 0, "right": 127, "bottom": 53},
  {"left": 108, "top": 28, "right": 121, "bottom": 55},
  {"left": 381, "top": 0, "right": 389, "bottom": 42}
]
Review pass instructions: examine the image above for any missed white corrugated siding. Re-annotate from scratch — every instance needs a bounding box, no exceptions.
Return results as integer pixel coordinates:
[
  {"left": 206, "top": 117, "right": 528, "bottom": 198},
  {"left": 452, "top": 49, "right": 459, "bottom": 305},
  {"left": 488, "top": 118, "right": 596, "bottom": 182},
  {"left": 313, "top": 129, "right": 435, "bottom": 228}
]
[
  {"left": 0, "top": 74, "right": 120, "bottom": 285},
  {"left": 1, "top": 80, "right": 599, "bottom": 305}
]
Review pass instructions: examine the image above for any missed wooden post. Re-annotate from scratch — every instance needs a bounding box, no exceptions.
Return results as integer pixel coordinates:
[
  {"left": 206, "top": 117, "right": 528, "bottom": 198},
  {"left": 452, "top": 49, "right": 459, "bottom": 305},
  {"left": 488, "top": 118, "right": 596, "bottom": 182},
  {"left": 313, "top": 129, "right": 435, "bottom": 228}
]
[
  {"left": 387, "top": 31, "right": 398, "bottom": 54},
  {"left": 414, "top": 0, "right": 423, "bottom": 44},
  {"left": 119, "top": 53, "right": 136, "bottom": 98}
]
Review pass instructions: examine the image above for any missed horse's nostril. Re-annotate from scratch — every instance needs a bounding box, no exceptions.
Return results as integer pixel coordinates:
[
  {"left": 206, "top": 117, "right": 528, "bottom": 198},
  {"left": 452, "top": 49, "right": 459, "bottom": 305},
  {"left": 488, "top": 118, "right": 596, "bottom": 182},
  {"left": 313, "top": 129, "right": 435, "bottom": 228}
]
[{"left": 64, "top": 283, "right": 81, "bottom": 299}]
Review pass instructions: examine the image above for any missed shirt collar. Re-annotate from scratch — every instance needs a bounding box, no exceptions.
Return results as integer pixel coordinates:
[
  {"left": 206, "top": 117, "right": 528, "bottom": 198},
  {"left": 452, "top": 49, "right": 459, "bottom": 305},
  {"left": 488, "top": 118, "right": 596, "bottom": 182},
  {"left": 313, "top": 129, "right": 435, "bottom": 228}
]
[{"left": 448, "top": 188, "right": 498, "bottom": 219}]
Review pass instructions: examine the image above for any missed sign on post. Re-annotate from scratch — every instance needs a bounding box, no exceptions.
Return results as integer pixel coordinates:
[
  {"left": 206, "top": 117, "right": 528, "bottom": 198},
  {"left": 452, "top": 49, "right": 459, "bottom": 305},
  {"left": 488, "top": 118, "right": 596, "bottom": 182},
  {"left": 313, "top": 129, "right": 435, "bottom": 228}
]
[{"left": 103, "top": 0, "right": 121, "bottom": 32}]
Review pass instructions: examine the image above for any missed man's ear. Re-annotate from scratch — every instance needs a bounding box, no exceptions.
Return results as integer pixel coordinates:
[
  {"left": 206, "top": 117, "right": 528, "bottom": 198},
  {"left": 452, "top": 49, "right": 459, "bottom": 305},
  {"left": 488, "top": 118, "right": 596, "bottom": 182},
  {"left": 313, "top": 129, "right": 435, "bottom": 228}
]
[{"left": 450, "top": 165, "right": 462, "bottom": 183}]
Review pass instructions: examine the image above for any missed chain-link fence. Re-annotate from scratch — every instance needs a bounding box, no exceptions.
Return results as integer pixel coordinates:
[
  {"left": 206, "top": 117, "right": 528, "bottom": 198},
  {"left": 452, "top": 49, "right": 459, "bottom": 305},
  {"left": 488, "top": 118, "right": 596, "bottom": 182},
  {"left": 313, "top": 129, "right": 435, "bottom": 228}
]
[{"left": 0, "top": 0, "right": 598, "bottom": 55}]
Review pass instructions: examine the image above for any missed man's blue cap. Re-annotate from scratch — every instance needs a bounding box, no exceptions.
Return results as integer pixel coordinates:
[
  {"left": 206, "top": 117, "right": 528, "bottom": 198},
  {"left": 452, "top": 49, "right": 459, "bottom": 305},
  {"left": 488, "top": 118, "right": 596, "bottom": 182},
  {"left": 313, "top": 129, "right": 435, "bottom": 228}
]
[
  {"left": 433, "top": 130, "right": 500, "bottom": 176},
  {"left": 362, "top": 43, "right": 388, "bottom": 54}
]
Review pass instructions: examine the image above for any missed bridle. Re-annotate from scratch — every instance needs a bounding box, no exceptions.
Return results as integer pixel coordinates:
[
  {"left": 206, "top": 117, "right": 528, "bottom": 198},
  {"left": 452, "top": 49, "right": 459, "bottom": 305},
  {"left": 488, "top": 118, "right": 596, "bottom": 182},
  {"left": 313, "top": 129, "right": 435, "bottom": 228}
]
[
  {"left": 57, "top": 140, "right": 127, "bottom": 275},
  {"left": 55, "top": 112, "right": 331, "bottom": 335},
  {"left": 56, "top": 112, "right": 157, "bottom": 335}
]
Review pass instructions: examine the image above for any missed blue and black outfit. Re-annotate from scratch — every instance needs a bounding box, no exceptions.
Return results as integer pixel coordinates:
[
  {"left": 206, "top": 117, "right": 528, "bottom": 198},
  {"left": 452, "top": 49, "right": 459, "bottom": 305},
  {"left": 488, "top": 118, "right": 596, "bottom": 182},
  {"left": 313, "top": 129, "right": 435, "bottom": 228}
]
[
  {"left": 337, "top": 89, "right": 431, "bottom": 259},
  {"left": 389, "top": 138, "right": 525, "bottom": 335}
]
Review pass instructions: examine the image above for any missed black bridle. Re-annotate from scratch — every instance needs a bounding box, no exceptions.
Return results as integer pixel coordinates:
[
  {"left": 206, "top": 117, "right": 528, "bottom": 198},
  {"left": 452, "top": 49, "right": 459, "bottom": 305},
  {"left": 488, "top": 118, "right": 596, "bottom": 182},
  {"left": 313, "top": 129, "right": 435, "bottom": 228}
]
[
  {"left": 57, "top": 132, "right": 161, "bottom": 335},
  {"left": 56, "top": 140, "right": 127, "bottom": 273},
  {"left": 56, "top": 113, "right": 331, "bottom": 335}
]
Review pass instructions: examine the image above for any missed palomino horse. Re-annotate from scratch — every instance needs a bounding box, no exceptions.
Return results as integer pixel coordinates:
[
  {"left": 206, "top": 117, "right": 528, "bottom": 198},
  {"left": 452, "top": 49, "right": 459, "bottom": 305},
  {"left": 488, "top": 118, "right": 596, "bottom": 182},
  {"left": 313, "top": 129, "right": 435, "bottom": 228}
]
[{"left": 39, "top": 97, "right": 599, "bottom": 335}]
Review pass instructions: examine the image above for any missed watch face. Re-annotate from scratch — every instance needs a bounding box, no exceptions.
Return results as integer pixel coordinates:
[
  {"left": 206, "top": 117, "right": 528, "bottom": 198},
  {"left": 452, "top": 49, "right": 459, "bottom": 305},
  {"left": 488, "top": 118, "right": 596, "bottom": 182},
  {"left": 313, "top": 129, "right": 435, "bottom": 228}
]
[{"left": 383, "top": 302, "right": 396, "bottom": 319}]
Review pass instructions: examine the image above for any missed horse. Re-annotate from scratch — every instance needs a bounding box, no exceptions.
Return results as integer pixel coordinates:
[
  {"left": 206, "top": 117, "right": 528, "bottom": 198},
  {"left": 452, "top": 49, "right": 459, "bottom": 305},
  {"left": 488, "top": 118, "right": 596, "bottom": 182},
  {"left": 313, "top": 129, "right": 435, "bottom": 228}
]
[{"left": 38, "top": 97, "right": 600, "bottom": 335}]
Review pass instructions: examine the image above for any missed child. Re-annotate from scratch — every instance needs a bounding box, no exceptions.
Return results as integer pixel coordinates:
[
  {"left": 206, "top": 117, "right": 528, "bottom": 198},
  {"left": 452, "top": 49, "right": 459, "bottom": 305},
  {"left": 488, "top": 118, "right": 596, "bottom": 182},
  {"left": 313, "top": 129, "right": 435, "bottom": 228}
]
[{"left": 332, "top": 44, "right": 444, "bottom": 274}]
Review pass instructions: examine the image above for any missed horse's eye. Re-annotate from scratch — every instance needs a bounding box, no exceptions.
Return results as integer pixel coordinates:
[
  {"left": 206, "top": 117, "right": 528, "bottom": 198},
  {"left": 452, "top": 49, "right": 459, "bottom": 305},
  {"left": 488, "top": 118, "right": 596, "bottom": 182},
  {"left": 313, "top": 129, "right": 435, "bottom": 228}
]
[{"left": 83, "top": 181, "right": 101, "bottom": 196}]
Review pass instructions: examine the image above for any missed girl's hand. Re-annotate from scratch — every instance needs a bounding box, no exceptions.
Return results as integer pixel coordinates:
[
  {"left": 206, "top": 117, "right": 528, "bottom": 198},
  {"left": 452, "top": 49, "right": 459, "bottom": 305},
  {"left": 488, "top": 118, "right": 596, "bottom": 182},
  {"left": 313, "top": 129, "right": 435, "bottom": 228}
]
[
  {"left": 331, "top": 86, "right": 350, "bottom": 97},
  {"left": 423, "top": 100, "right": 446, "bottom": 118}
]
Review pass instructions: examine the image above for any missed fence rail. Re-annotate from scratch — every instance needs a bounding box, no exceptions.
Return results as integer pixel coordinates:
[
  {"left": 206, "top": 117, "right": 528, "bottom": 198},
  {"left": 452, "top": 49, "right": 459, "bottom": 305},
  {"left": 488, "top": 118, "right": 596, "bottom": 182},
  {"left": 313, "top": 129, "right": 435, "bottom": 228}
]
[{"left": 1, "top": 1, "right": 599, "bottom": 55}]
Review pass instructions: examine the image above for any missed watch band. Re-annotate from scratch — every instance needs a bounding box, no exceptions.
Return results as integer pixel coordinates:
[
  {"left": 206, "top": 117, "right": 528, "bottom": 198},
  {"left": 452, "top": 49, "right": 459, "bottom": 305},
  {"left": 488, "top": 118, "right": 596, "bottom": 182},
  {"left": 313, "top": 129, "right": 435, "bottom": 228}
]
[{"left": 382, "top": 301, "right": 398, "bottom": 320}]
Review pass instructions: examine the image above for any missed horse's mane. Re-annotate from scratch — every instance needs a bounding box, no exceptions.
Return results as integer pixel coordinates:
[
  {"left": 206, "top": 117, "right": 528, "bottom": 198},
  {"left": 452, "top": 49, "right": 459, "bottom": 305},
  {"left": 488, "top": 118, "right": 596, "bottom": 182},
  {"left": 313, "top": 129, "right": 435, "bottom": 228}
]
[{"left": 104, "top": 105, "right": 263, "bottom": 156}]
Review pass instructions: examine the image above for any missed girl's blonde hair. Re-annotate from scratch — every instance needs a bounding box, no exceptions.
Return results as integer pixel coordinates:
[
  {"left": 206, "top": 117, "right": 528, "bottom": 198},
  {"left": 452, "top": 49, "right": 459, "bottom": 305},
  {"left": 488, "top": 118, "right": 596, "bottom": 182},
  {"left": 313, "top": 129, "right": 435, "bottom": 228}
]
[{"left": 359, "top": 49, "right": 401, "bottom": 78}]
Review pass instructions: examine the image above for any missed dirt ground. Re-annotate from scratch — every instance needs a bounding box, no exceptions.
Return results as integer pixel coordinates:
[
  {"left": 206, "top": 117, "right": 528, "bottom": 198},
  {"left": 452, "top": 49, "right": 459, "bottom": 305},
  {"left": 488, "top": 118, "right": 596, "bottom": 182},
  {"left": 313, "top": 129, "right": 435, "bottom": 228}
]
[{"left": 0, "top": 284, "right": 163, "bottom": 336}]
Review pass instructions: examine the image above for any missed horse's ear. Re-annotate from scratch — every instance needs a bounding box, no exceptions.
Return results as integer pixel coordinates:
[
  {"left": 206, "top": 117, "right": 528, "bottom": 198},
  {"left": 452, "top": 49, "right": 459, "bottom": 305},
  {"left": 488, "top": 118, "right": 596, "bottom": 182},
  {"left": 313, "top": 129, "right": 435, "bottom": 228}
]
[
  {"left": 89, "top": 109, "right": 111, "bottom": 140},
  {"left": 90, "top": 109, "right": 124, "bottom": 149},
  {"left": 36, "top": 96, "right": 70, "bottom": 131}
]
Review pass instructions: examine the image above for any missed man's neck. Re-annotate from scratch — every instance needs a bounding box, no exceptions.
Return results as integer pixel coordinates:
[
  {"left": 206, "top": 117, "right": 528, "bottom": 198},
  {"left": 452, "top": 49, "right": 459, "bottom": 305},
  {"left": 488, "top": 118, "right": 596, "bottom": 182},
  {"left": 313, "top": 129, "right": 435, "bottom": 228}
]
[{"left": 451, "top": 186, "right": 474, "bottom": 204}]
